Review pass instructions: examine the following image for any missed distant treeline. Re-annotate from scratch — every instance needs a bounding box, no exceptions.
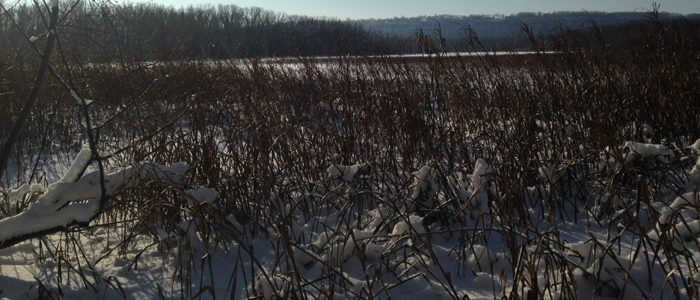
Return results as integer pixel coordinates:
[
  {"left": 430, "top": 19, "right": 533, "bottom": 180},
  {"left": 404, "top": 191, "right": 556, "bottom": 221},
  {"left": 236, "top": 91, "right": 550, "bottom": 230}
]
[
  {"left": 0, "top": 2, "right": 413, "bottom": 62},
  {"left": 1, "top": 2, "right": 699, "bottom": 62}
]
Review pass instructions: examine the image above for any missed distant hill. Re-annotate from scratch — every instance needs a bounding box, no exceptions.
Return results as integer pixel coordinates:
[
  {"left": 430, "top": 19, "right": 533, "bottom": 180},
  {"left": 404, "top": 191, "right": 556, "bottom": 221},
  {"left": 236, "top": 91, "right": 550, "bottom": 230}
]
[{"left": 354, "top": 11, "right": 700, "bottom": 51}]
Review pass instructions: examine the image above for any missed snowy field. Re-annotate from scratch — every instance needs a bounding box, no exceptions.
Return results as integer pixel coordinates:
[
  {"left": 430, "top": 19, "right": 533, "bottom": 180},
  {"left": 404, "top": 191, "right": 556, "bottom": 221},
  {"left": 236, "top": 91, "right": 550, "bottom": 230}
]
[
  {"left": 2, "top": 125, "right": 700, "bottom": 299},
  {"left": 2, "top": 22, "right": 700, "bottom": 297}
]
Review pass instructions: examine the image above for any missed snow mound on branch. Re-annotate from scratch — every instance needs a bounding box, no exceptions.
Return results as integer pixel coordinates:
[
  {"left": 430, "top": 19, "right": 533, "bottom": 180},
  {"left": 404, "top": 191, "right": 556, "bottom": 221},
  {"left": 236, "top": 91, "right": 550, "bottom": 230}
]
[
  {"left": 8, "top": 184, "right": 46, "bottom": 202},
  {"left": 469, "top": 244, "right": 501, "bottom": 272},
  {"left": 34, "top": 161, "right": 187, "bottom": 213},
  {"left": 327, "top": 163, "right": 368, "bottom": 181},
  {"left": 185, "top": 187, "right": 218, "bottom": 204},
  {"left": 0, "top": 147, "right": 189, "bottom": 248},
  {"left": 468, "top": 158, "right": 492, "bottom": 188},
  {"left": 411, "top": 166, "right": 437, "bottom": 208},
  {"left": 690, "top": 139, "right": 700, "bottom": 154},
  {"left": 458, "top": 159, "right": 492, "bottom": 221},
  {"left": 688, "top": 157, "right": 700, "bottom": 184},
  {"left": 254, "top": 274, "right": 291, "bottom": 300},
  {"left": 642, "top": 124, "right": 654, "bottom": 141},
  {"left": 60, "top": 147, "right": 93, "bottom": 183},
  {"left": 659, "top": 191, "right": 700, "bottom": 224},
  {"left": 392, "top": 215, "right": 425, "bottom": 236},
  {"left": 624, "top": 141, "right": 675, "bottom": 162}
]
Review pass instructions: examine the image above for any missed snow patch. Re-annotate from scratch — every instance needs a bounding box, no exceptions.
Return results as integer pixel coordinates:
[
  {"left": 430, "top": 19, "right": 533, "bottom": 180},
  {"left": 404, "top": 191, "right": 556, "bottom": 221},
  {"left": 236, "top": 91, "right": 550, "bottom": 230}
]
[
  {"left": 624, "top": 141, "right": 675, "bottom": 162},
  {"left": 185, "top": 187, "right": 218, "bottom": 204},
  {"left": 327, "top": 163, "right": 368, "bottom": 181}
]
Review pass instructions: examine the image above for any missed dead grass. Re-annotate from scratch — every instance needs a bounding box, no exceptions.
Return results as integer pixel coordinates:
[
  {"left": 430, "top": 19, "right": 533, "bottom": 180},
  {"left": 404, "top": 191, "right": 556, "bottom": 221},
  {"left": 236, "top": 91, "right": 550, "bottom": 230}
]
[{"left": 1, "top": 11, "right": 700, "bottom": 299}]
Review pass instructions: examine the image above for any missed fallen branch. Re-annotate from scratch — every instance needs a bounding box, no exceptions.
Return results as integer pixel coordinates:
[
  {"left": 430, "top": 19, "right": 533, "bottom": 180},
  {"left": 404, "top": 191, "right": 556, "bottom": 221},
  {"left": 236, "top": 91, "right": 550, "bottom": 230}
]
[{"left": 0, "top": 147, "right": 189, "bottom": 249}]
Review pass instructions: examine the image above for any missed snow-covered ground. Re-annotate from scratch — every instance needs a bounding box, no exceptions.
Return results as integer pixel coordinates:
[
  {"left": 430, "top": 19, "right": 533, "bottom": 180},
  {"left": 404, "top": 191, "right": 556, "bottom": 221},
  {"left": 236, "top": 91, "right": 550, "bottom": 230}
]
[{"left": 3, "top": 130, "right": 700, "bottom": 299}]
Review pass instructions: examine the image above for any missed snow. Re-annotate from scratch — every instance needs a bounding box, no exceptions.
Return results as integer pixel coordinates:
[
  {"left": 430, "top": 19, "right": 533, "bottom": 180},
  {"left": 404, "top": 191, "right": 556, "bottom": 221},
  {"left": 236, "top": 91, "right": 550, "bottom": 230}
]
[
  {"left": 643, "top": 123, "right": 654, "bottom": 141},
  {"left": 468, "top": 158, "right": 492, "bottom": 188},
  {"left": 391, "top": 215, "right": 425, "bottom": 236},
  {"left": 327, "top": 163, "right": 367, "bottom": 181},
  {"left": 32, "top": 160, "right": 187, "bottom": 212},
  {"left": 691, "top": 139, "right": 700, "bottom": 154},
  {"left": 70, "top": 90, "right": 82, "bottom": 105},
  {"left": 59, "top": 146, "right": 92, "bottom": 183},
  {"left": 689, "top": 157, "right": 700, "bottom": 183},
  {"left": 659, "top": 191, "right": 700, "bottom": 224},
  {"left": 70, "top": 90, "right": 93, "bottom": 106},
  {"left": 185, "top": 187, "right": 218, "bottom": 204},
  {"left": 410, "top": 166, "right": 436, "bottom": 208},
  {"left": 2, "top": 132, "right": 700, "bottom": 299},
  {"left": 0, "top": 198, "right": 100, "bottom": 242},
  {"left": 7, "top": 183, "right": 45, "bottom": 202},
  {"left": 0, "top": 147, "right": 189, "bottom": 248},
  {"left": 624, "top": 141, "right": 675, "bottom": 162}
]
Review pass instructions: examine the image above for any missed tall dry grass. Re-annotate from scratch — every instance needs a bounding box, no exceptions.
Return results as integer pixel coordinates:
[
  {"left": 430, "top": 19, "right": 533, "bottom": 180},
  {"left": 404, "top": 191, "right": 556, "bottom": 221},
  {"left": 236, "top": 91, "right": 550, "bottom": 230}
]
[{"left": 1, "top": 11, "right": 700, "bottom": 299}]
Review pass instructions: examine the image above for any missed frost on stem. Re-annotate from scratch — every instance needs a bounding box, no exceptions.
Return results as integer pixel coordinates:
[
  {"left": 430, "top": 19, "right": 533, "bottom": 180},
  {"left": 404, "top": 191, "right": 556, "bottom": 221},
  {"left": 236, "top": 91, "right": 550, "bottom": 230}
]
[{"left": 70, "top": 90, "right": 93, "bottom": 106}]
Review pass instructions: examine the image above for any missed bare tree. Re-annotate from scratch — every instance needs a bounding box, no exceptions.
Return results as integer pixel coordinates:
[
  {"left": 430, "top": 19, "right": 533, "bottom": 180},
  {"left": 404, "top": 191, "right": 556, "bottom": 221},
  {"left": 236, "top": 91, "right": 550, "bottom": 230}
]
[
  {"left": 0, "top": 0, "right": 59, "bottom": 184},
  {"left": 0, "top": 0, "right": 184, "bottom": 249}
]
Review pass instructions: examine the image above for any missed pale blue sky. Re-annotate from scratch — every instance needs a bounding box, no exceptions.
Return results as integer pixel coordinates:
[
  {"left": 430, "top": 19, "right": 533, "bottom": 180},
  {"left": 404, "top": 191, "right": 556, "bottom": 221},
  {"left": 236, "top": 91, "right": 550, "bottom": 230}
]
[{"left": 137, "top": 0, "right": 699, "bottom": 19}]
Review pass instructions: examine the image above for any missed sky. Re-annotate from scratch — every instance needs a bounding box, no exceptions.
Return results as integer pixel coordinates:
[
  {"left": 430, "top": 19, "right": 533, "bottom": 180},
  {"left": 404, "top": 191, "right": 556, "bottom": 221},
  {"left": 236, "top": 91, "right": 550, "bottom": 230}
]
[{"left": 136, "top": 0, "right": 699, "bottom": 20}]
